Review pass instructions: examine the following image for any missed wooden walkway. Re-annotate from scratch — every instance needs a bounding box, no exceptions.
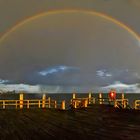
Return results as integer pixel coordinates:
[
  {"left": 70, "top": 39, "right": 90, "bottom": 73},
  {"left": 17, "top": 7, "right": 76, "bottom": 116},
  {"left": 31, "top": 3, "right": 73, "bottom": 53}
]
[{"left": 0, "top": 105, "right": 139, "bottom": 140}]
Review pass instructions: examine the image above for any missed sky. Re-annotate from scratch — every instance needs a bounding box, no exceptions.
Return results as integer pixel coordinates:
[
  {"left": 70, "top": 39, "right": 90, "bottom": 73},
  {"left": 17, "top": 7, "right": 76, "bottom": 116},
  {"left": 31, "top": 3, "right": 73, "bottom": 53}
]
[{"left": 0, "top": 0, "right": 140, "bottom": 93}]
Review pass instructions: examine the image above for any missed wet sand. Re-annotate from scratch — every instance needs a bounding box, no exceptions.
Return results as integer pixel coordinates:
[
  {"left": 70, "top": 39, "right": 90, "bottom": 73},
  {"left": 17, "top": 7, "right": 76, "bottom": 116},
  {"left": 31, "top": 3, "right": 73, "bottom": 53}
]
[{"left": 0, "top": 105, "right": 140, "bottom": 140}]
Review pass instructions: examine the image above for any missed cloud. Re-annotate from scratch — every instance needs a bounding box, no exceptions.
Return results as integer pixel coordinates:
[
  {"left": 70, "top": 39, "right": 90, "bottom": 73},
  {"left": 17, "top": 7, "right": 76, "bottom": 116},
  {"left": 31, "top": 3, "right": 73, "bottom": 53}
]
[
  {"left": 101, "top": 81, "right": 140, "bottom": 93},
  {"left": 0, "top": 79, "right": 9, "bottom": 84},
  {"left": 0, "top": 10, "right": 140, "bottom": 90},
  {"left": 38, "top": 66, "right": 79, "bottom": 76},
  {"left": 96, "top": 69, "right": 112, "bottom": 78},
  {"left": 39, "top": 85, "right": 63, "bottom": 93},
  {"left": 0, "top": 84, "right": 92, "bottom": 93},
  {"left": 0, "top": 81, "right": 140, "bottom": 93},
  {"left": 0, "top": 84, "right": 40, "bottom": 93}
]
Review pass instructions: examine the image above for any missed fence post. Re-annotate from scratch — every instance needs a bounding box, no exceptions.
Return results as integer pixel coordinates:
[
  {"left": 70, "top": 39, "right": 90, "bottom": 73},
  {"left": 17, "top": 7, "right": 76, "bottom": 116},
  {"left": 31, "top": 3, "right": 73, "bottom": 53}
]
[
  {"left": 114, "top": 100, "right": 117, "bottom": 108},
  {"left": 121, "top": 93, "right": 124, "bottom": 108},
  {"left": 99, "top": 93, "right": 103, "bottom": 104},
  {"left": 134, "top": 100, "right": 137, "bottom": 109},
  {"left": 124, "top": 100, "right": 126, "bottom": 109},
  {"left": 27, "top": 100, "right": 29, "bottom": 109},
  {"left": 84, "top": 99, "right": 88, "bottom": 107},
  {"left": 93, "top": 98, "right": 96, "bottom": 104},
  {"left": 16, "top": 100, "right": 18, "bottom": 109},
  {"left": 73, "top": 93, "right": 76, "bottom": 99},
  {"left": 19, "top": 93, "right": 24, "bottom": 109},
  {"left": 38, "top": 100, "right": 41, "bottom": 108},
  {"left": 3, "top": 101, "right": 5, "bottom": 109},
  {"left": 61, "top": 100, "right": 65, "bottom": 110},
  {"left": 88, "top": 93, "right": 92, "bottom": 104},
  {"left": 48, "top": 97, "right": 51, "bottom": 108},
  {"left": 122, "top": 93, "right": 124, "bottom": 99},
  {"left": 54, "top": 100, "right": 57, "bottom": 109},
  {"left": 74, "top": 100, "right": 77, "bottom": 108},
  {"left": 42, "top": 94, "right": 46, "bottom": 108}
]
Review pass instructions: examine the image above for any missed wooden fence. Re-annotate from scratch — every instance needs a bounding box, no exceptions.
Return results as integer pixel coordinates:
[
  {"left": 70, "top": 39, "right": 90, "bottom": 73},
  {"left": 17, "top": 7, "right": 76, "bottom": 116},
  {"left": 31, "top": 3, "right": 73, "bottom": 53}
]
[
  {"left": 0, "top": 94, "right": 58, "bottom": 109},
  {"left": 134, "top": 100, "right": 140, "bottom": 110},
  {"left": 0, "top": 93, "right": 139, "bottom": 110}
]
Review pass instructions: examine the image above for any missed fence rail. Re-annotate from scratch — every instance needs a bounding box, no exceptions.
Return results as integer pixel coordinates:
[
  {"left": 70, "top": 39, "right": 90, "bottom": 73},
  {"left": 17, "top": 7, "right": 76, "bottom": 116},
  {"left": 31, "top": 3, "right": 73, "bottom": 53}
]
[
  {"left": 0, "top": 96, "right": 57, "bottom": 109},
  {"left": 134, "top": 100, "right": 140, "bottom": 110},
  {"left": 114, "top": 99, "right": 129, "bottom": 109},
  {"left": 0, "top": 93, "right": 139, "bottom": 110}
]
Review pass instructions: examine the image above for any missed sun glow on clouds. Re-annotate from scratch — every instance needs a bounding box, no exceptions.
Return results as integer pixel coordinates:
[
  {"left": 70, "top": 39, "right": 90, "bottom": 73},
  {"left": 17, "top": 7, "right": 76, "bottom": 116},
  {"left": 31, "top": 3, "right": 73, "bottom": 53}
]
[
  {"left": 101, "top": 81, "right": 140, "bottom": 93},
  {"left": 0, "top": 82, "right": 140, "bottom": 93},
  {"left": 38, "top": 66, "right": 79, "bottom": 76}
]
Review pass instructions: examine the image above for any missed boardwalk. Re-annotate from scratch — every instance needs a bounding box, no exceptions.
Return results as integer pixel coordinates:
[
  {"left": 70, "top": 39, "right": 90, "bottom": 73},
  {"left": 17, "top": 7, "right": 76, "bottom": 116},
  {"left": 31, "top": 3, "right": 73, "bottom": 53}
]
[{"left": 0, "top": 105, "right": 140, "bottom": 140}]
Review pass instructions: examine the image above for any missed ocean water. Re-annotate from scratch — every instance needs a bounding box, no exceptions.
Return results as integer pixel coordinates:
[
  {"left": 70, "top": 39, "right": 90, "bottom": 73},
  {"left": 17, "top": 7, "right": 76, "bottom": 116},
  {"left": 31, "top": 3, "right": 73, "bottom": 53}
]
[{"left": 0, "top": 93, "right": 140, "bottom": 108}]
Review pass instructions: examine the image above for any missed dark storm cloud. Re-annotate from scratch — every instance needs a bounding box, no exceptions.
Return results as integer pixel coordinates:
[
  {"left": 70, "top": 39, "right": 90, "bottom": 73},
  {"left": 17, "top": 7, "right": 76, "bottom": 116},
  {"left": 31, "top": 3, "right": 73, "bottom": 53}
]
[
  {"left": 0, "top": 11, "right": 140, "bottom": 89},
  {"left": 0, "top": 0, "right": 140, "bottom": 92},
  {"left": 25, "top": 66, "right": 81, "bottom": 85}
]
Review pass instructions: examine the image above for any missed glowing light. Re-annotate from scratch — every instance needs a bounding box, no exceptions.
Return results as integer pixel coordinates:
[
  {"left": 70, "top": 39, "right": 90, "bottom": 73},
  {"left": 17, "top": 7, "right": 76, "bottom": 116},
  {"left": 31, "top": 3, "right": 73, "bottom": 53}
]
[
  {"left": 111, "top": 93, "right": 114, "bottom": 96},
  {"left": 0, "top": 9, "right": 140, "bottom": 43},
  {"left": 108, "top": 90, "right": 116, "bottom": 100}
]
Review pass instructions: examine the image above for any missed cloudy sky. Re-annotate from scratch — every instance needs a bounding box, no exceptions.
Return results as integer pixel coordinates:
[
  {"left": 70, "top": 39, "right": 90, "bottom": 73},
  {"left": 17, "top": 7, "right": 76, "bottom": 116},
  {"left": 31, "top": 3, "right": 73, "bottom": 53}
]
[{"left": 0, "top": 0, "right": 140, "bottom": 93}]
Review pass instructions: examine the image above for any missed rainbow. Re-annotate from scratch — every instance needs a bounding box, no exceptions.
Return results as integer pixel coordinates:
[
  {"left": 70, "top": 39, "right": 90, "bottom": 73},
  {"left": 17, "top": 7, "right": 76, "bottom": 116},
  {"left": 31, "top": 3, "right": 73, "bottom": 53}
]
[{"left": 0, "top": 9, "right": 140, "bottom": 43}]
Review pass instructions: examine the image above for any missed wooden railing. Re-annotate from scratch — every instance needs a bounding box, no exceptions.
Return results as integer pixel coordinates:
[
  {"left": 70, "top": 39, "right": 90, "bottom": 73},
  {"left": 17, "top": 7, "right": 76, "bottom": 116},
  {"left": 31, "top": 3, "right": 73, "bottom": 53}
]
[
  {"left": 114, "top": 99, "right": 129, "bottom": 109},
  {"left": 0, "top": 99, "right": 57, "bottom": 109},
  {"left": 134, "top": 100, "right": 140, "bottom": 110},
  {"left": 0, "top": 93, "right": 139, "bottom": 110},
  {"left": 70, "top": 96, "right": 96, "bottom": 109}
]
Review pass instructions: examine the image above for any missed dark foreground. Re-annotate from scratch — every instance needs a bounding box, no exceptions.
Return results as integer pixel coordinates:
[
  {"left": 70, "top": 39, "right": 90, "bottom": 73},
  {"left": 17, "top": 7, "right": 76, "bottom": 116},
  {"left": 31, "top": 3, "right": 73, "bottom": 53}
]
[{"left": 0, "top": 105, "right": 140, "bottom": 140}]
